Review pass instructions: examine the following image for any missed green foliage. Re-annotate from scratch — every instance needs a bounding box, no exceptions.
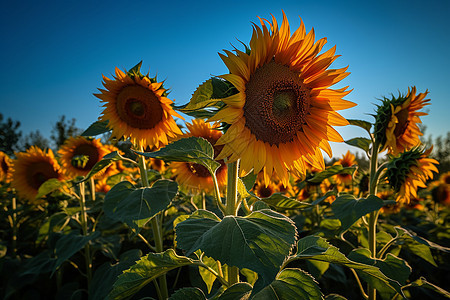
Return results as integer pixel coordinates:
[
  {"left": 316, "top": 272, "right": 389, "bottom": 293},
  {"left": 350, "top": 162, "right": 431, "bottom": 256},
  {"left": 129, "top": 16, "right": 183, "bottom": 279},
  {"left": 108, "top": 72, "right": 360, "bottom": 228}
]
[
  {"left": 214, "top": 283, "right": 252, "bottom": 300},
  {"left": 347, "top": 119, "right": 372, "bottom": 135},
  {"left": 81, "top": 120, "right": 111, "bottom": 137},
  {"left": 307, "top": 165, "right": 356, "bottom": 183},
  {"left": 345, "top": 137, "right": 372, "bottom": 153}
]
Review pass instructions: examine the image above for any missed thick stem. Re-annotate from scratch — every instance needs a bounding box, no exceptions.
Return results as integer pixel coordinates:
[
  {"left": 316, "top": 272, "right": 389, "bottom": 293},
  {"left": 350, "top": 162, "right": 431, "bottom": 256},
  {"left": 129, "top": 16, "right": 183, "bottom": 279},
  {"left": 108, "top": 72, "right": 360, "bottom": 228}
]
[
  {"left": 137, "top": 149, "right": 168, "bottom": 300},
  {"left": 225, "top": 160, "right": 240, "bottom": 285},
  {"left": 79, "top": 181, "right": 92, "bottom": 290},
  {"left": 368, "top": 142, "right": 380, "bottom": 300}
]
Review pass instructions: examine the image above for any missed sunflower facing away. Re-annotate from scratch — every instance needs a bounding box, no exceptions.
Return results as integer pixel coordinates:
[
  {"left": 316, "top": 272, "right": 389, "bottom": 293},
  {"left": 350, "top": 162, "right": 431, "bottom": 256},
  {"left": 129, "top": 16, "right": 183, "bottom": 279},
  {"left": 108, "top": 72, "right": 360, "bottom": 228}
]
[
  {"left": 95, "top": 64, "right": 183, "bottom": 148},
  {"left": 375, "top": 86, "right": 430, "bottom": 155},
  {"left": 209, "top": 12, "right": 354, "bottom": 185},
  {"left": 171, "top": 119, "right": 227, "bottom": 193},
  {"left": 12, "top": 146, "right": 64, "bottom": 202},
  {"left": 0, "top": 151, "right": 13, "bottom": 183},
  {"left": 385, "top": 147, "right": 438, "bottom": 203},
  {"left": 58, "top": 137, "right": 109, "bottom": 178}
]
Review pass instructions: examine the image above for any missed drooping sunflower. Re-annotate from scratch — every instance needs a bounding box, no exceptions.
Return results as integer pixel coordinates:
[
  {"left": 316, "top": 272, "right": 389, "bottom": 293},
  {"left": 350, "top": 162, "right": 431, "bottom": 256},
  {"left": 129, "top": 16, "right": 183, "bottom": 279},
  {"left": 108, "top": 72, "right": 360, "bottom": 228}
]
[
  {"left": 333, "top": 150, "right": 357, "bottom": 188},
  {"left": 209, "top": 12, "right": 354, "bottom": 185},
  {"left": 385, "top": 147, "right": 438, "bottom": 203},
  {"left": 95, "top": 64, "right": 183, "bottom": 148},
  {"left": 0, "top": 151, "right": 13, "bottom": 183},
  {"left": 58, "top": 137, "right": 109, "bottom": 178},
  {"left": 171, "top": 119, "right": 227, "bottom": 193},
  {"left": 12, "top": 146, "right": 65, "bottom": 202},
  {"left": 375, "top": 87, "right": 430, "bottom": 155}
]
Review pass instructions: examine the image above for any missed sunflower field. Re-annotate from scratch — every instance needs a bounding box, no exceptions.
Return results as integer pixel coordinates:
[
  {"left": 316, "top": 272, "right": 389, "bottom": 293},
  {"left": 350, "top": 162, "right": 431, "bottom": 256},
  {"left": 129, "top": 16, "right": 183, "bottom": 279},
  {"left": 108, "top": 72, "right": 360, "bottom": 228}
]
[{"left": 1, "top": 12, "right": 450, "bottom": 300}]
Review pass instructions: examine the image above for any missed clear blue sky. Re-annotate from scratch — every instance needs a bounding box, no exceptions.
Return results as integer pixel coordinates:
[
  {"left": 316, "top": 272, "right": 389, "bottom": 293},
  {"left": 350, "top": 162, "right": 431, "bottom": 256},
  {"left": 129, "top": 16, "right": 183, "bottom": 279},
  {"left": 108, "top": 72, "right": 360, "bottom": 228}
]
[{"left": 1, "top": 0, "right": 449, "bottom": 158}]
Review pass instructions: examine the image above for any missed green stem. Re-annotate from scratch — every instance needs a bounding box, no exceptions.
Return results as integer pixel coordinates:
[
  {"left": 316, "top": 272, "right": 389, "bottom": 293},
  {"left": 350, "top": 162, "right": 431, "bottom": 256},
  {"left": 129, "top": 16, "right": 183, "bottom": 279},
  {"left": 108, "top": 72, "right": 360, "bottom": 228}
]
[
  {"left": 79, "top": 181, "right": 92, "bottom": 290},
  {"left": 137, "top": 149, "right": 168, "bottom": 300},
  {"left": 368, "top": 141, "right": 380, "bottom": 300},
  {"left": 225, "top": 160, "right": 240, "bottom": 285},
  {"left": 90, "top": 177, "right": 96, "bottom": 202},
  {"left": 11, "top": 196, "right": 17, "bottom": 258},
  {"left": 211, "top": 169, "right": 226, "bottom": 214}
]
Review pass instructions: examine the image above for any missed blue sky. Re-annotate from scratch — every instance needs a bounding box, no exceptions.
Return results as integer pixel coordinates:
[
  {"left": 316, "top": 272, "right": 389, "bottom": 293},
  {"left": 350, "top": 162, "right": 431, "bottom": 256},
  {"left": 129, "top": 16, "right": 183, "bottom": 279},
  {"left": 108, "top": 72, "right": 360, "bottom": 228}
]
[{"left": 1, "top": 0, "right": 449, "bottom": 158}]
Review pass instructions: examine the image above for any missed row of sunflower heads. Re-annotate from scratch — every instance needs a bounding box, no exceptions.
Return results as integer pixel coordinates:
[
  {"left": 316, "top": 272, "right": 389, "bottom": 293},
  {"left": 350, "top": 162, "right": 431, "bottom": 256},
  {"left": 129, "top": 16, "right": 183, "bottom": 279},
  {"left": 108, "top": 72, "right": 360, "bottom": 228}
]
[{"left": 0, "top": 138, "right": 140, "bottom": 205}]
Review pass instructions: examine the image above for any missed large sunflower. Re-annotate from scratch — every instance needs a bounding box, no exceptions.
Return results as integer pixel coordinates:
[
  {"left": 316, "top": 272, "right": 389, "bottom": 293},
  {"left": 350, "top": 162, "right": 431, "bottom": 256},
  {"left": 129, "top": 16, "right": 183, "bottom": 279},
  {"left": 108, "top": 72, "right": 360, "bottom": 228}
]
[
  {"left": 95, "top": 65, "right": 183, "bottom": 148},
  {"left": 386, "top": 147, "right": 438, "bottom": 203},
  {"left": 376, "top": 87, "right": 430, "bottom": 155},
  {"left": 0, "top": 151, "right": 13, "bottom": 183},
  {"left": 171, "top": 119, "right": 227, "bottom": 193},
  {"left": 58, "top": 137, "right": 109, "bottom": 178},
  {"left": 12, "top": 146, "right": 64, "bottom": 202},
  {"left": 209, "top": 12, "right": 354, "bottom": 185}
]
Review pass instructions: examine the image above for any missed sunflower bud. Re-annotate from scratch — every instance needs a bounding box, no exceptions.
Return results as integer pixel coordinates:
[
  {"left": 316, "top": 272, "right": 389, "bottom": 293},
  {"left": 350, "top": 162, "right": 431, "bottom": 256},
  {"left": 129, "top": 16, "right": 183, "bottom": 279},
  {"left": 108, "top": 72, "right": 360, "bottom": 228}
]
[{"left": 385, "top": 147, "right": 438, "bottom": 203}]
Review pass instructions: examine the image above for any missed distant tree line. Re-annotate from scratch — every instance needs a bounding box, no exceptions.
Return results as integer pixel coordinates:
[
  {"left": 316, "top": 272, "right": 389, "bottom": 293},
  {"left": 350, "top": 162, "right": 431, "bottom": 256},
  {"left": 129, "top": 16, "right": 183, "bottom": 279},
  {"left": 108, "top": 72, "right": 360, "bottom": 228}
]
[{"left": 0, "top": 113, "right": 81, "bottom": 156}]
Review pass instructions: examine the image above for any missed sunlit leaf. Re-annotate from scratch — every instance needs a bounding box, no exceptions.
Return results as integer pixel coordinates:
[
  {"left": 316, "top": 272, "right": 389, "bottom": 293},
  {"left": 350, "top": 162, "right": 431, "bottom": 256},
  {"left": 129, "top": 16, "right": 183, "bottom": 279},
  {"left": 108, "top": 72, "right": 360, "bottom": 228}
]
[
  {"left": 345, "top": 137, "right": 372, "bottom": 153},
  {"left": 198, "top": 255, "right": 228, "bottom": 294},
  {"left": 36, "top": 178, "right": 69, "bottom": 199},
  {"left": 404, "top": 277, "right": 450, "bottom": 298},
  {"left": 347, "top": 119, "right": 372, "bottom": 134}
]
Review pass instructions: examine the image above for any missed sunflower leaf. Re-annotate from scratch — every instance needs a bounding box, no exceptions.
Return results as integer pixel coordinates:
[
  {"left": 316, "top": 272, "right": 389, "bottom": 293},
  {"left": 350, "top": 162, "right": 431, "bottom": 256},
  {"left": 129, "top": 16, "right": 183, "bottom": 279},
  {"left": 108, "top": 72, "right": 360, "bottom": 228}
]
[
  {"left": 291, "top": 235, "right": 404, "bottom": 296},
  {"left": 36, "top": 178, "right": 69, "bottom": 199},
  {"left": 109, "top": 249, "right": 194, "bottom": 300},
  {"left": 176, "top": 78, "right": 229, "bottom": 112},
  {"left": 79, "top": 151, "right": 132, "bottom": 183},
  {"left": 403, "top": 277, "right": 450, "bottom": 298},
  {"left": 331, "top": 194, "right": 384, "bottom": 231},
  {"left": 169, "top": 288, "right": 207, "bottom": 300},
  {"left": 345, "top": 137, "right": 372, "bottom": 153},
  {"left": 135, "top": 137, "right": 221, "bottom": 175},
  {"left": 347, "top": 119, "right": 372, "bottom": 134},
  {"left": 214, "top": 283, "right": 253, "bottom": 300},
  {"left": 81, "top": 120, "right": 111, "bottom": 137},
  {"left": 175, "top": 209, "right": 297, "bottom": 288},
  {"left": 259, "top": 193, "right": 313, "bottom": 210},
  {"left": 252, "top": 268, "right": 323, "bottom": 300},
  {"left": 103, "top": 179, "right": 178, "bottom": 232},
  {"left": 307, "top": 165, "right": 355, "bottom": 183},
  {"left": 198, "top": 255, "right": 228, "bottom": 294}
]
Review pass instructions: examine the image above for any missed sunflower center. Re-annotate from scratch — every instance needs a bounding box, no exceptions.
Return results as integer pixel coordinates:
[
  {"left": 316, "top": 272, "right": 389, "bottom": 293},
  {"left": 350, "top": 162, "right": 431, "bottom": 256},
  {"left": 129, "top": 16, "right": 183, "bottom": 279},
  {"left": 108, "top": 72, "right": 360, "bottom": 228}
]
[
  {"left": 394, "top": 108, "right": 410, "bottom": 137},
  {"left": 244, "top": 61, "right": 311, "bottom": 145},
  {"left": 28, "top": 162, "right": 60, "bottom": 190},
  {"left": 256, "top": 184, "right": 274, "bottom": 198},
  {"left": 116, "top": 85, "right": 163, "bottom": 129},
  {"left": 187, "top": 163, "right": 211, "bottom": 178},
  {"left": 1, "top": 158, "right": 8, "bottom": 174},
  {"left": 73, "top": 144, "right": 100, "bottom": 170}
]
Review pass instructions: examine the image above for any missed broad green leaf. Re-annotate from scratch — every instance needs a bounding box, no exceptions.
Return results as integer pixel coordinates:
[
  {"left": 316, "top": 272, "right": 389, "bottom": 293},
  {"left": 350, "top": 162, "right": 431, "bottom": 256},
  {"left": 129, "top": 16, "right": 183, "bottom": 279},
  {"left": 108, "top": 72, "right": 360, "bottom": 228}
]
[
  {"left": 307, "top": 165, "right": 355, "bottom": 183},
  {"left": 81, "top": 120, "right": 110, "bottom": 136},
  {"left": 325, "top": 294, "right": 347, "bottom": 300},
  {"left": 404, "top": 277, "right": 450, "bottom": 298},
  {"left": 215, "top": 283, "right": 253, "bottom": 300},
  {"left": 259, "top": 193, "right": 313, "bottom": 210},
  {"left": 169, "top": 287, "right": 207, "bottom": 300},
  {"left": 198, "top": 255, "right": 228, "bottom": 294},
  {"left": 136, "top": 137, "right": 220, "bottom": 175},
  {"left": 395, "top": 226, "right": 450, "bottom": 253},
  {"left": 307, "top": 260, "right": 330, "bottom": 278},
  {"left": 241, "top": 172, "right": 257, "bottom": 191},
  {"left": 20, "top": 251, "right": 56, "bottom": 276},
  {"left": 53, "top": 231, "right": 100, "bottom": 274},
  {"left": 345, "top": 137, "right": 372, "bottom": 153},
  {"left": 80, "top": 151, "right": 133, "bottom": 183},
  {"left": 89, "top": 249, "right": 142, "bottom": 300},
  {"left": 347, "top": 119, "right": 372, "bottom": 134},
  {"left": 36, "top": 178, "right": 68, "bottom": 199},
  {"left": 109, "top": 249, "right": 194, "bottom": 300},
  {"left": 103, "top": 179, "right": 178, "bottom": 232},
  {"left": 177, "top": 79, "right": 221, "bottom": 112},
  {"left": 175, "top": 209, "right": 297, "bottom": 287},
  {"left": 331, "top": 194, "right": 384, "bottom": 231},
  {"left": 252, "top": 268, "right": 323, "bottom": 300},
  {"left": 292, "top": 236, "right": 404, "bottom": 295}
]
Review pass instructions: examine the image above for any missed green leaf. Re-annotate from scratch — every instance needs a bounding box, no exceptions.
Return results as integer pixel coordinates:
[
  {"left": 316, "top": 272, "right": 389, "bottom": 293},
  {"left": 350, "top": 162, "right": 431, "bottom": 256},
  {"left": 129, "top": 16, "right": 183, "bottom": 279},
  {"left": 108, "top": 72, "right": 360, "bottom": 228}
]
[
  {"left": 292, "top": 236, "right": 404, "bottom": 295},
  {"left": 109, "top": 249, "right": 194, "bottom": 300},
  {"left": 348, "top": 248, "right": 411, "bottom": 299},
  {"left": 53, "top": 231, "right": 100, "bottom": 275},
  {"left": 175, "top": 209, "right": 297, "bottom": 287},
  {"left": 345, "top": 137, "right": 372, "bottom": 153},
  {"left": 103, "top": 179, "right": 178, "bottom": 232},
  {"left": 81, "top": 120, "right": 110, "bottom": 136},
  {"left": 310, "top": 191, "right": 337, "bottom": 206},
  {"left": 252, "top": 268, "right": 323, "bottom": 300},
  {"left": 307, "top": 165, "right": 356, "bottom": 183},
  {"left": 395, "top": 227, "right": 450, "bottom": 253},
  {"left": 36, "top": 178, "right": 68, "bottom": 199},
  {"left": 240, "top": 268, "right": 258, "bottom": 286},
  {"left": 128, "top": 61, "right": 143, "bottom": 76},
  {"left": 80, "top": 151, "right": 133, "bottom": 183},
  {"left": 241, "top": 172, "right": 257, "bottom": 191},
  {"left": 215, "top": 283, "right": 253, "bottom": 300},
  {"left": 136, "top": 137, "right": 220, "bottom": 175},
  {"left": 325, "top": 294, "right": 347, "bottom": 300},
  {"left": 404, "top": 277, "right": 450, "bottom": 298},
  {"left": 177, "top": 79, "right": 221, "bottom": 112},
  {"left": 347, "top": 119, "right": 372, "bottom": 134},
  {"left": 259, "top": 193, "right": 313, "bottom": 210},
  {"left": 89, "top": 249, "right": 142, "bottom": 300},
  {"left": 331, "top": 194, "right": 384, "bottom": 231},
  {"left": 169, "top": 287, "right": 207, "bottom": 300},
  {"left": 198, "top": 255, "right": 228, "bottom": 294}
]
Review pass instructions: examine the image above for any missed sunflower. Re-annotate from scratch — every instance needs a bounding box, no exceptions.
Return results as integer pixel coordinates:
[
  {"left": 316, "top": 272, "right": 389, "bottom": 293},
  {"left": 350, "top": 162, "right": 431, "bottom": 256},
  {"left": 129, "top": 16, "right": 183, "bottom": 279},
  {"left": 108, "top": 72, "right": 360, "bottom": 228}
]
[
  {"left": 209, "top": 12, "right": 354, "bottom": 185},
  {"left": 375, "top": 87, "right": 430, "bottom": 155},
  {"left": 0, "top": 151, "right": 13, "bottom": 183},
  {"left": 440, "top": 171, "right": 450, "bottom": 186},
  {"left": 12, "top": 146, "right": 64, "bottom": 202},
  {"left": 171, "top": 119, "right": 227, "bottom": 193},
  {"left": 58, "top": 137, "right": 109, "bottom": 178},
  {"left": 385, "top": 147, "right": 438, "bottom": 203},
  {"left": 333, "top": 150, "right": 356, "bottom": 188},
  {"left": 95, "top": 64, "right": 183, "bottom": 148}
]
